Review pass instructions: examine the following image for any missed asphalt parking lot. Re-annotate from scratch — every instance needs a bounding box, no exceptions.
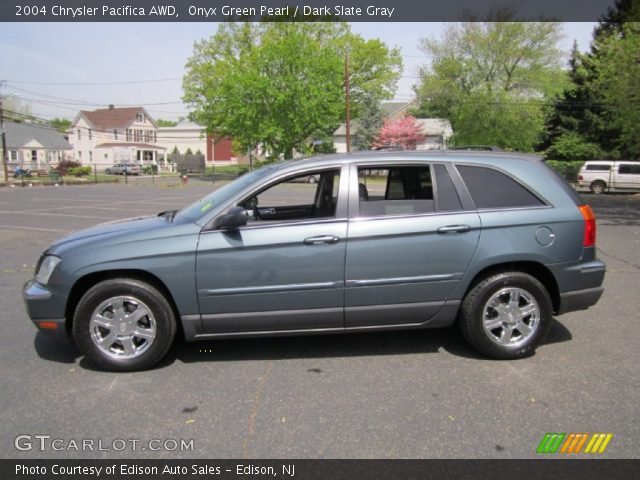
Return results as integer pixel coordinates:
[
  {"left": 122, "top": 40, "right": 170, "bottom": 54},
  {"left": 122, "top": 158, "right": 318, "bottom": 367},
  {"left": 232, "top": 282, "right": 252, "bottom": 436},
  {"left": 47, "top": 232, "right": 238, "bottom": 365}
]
[{"left": 0, "top": 183, "right": 638, "bottom": 459}]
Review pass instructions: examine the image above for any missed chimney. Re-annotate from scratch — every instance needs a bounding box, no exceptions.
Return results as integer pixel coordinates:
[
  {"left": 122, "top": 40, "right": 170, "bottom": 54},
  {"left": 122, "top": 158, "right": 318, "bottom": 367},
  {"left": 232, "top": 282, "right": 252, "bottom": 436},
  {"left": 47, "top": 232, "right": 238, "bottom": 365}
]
[{"left": 108, "top": 104, "right": 114, "bottom": 110}]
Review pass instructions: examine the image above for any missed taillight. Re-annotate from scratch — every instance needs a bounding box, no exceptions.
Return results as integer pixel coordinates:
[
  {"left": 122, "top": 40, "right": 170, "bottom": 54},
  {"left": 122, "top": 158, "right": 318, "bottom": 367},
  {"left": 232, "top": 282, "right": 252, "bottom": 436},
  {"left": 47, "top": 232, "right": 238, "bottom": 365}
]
[
  {"left": 579, "top": 205, "right": 596, "bottom": 247},
  {"left": 578, "top": 175, "right": 583, "bottom": 181}
]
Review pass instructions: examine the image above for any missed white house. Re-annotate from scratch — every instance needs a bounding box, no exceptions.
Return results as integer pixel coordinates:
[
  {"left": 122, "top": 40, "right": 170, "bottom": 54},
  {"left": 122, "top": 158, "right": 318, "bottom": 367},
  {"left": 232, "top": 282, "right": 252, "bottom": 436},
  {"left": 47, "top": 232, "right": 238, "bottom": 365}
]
[
  {"left": 4, "top": 121, "right": 72, "bottom": 171},
  {"left": 68, "top": 106, "right": 166, "bottom": 170},
  {"left": 333, "top": 101, "right": 453, "bottom": 153},
  {"left": 156, "top": 119, "right": 236, "bottom": 164}
]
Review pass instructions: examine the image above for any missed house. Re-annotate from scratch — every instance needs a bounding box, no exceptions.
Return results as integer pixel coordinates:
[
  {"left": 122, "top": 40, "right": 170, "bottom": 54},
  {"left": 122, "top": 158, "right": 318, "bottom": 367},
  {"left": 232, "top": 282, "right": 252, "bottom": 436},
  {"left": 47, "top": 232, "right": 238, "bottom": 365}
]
[
  {"left": 3, "top": 121, "right": 72, "bottom": 171},
  {"left": 333, "top": 101, "right": 453, "bottom": 153},
  {"left": 68, "top": 106, "right": 166, "bottom": 170},
  {"left": 156, "top": 119, "right": 236, "bottom": 164}
]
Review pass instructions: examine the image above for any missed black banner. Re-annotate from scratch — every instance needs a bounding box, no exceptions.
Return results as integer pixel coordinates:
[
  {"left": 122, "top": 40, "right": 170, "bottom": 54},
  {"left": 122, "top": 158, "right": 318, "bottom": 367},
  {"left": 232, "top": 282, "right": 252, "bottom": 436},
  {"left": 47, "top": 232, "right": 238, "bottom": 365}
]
[
  {"left": 1, "top": 0, "right": 634, "bottom": 22},
  {"left": 2, "top": 459, "right": 640, "bottom": 480}
]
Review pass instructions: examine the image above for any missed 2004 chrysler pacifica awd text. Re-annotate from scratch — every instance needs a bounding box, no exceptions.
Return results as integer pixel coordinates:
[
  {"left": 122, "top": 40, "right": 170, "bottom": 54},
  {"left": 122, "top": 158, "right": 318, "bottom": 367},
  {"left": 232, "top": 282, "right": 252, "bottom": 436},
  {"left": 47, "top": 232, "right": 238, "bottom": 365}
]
[{"left": 23, "top": 152, "right": 605, "bottom": 371}]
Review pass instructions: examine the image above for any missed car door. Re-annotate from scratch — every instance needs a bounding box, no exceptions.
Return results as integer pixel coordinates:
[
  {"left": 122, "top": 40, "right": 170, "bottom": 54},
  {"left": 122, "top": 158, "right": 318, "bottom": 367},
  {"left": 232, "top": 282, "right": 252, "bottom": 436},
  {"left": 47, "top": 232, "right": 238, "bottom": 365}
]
[
  {"left": 344, "top": 163, "right": 480, "bottom": 328},
  {"left": 195, "top": 166, "right": 349, "bottom": 334}
]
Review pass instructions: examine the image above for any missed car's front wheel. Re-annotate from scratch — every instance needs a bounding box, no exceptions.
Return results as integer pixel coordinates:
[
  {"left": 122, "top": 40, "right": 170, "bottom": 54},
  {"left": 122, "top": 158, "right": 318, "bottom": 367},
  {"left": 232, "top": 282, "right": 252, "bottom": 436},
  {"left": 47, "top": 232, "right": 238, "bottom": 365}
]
[
  {"left": 458, "top": 272, "right": 553, "bottom": 359},
  {"left": 72, "top": 278, "right": 176, "bottom": 371}
]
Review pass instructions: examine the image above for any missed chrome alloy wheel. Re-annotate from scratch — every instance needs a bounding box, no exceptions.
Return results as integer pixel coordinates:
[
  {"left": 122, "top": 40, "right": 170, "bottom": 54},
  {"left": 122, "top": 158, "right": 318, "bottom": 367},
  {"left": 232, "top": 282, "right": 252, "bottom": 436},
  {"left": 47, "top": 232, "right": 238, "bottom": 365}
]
[
  {"left": 89, "top": 296, "right": 156, "bottom": 359},
  {"left": 482, "top": 288, "right": 540, "bottom": 347}
]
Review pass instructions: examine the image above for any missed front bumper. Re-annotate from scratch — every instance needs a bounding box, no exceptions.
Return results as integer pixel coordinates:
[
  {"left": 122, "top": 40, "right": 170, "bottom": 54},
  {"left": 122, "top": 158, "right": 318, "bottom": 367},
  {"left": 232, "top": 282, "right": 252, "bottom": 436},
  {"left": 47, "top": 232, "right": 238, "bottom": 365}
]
[{"left": 23, "top": 280, "right": 67, "bottom": 335}]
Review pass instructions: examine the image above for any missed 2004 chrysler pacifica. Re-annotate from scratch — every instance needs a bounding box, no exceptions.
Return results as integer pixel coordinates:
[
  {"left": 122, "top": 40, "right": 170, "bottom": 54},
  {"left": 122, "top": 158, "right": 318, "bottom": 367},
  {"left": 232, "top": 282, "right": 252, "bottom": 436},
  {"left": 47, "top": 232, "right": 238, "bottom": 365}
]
[{"left": 23, "top": 152, "right": 605, "bottom": 371}]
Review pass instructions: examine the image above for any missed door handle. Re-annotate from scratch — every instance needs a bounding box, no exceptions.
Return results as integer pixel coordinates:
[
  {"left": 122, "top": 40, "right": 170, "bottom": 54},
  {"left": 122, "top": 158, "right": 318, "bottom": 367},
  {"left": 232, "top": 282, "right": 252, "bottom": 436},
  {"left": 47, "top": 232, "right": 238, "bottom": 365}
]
[
  {"left": 303, "top": 235, "right": 340, "bottom": 245},
  {"left": 437, "top": 224, "right": 471, "bottom": 234}
]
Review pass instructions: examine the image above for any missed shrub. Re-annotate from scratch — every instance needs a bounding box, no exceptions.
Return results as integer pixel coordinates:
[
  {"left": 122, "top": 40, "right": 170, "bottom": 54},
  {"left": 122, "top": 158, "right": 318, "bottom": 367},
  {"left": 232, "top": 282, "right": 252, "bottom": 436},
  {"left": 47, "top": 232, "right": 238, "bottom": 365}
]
[
  {"left": 68, "top": 166, "right": 92, "bottom": 177},
  {"left": 546, "top": 160, "right": 585, "bottom": 184},
  {"left": 546, "top": 132, "right": 603, "bottom": 161},
  {"left": 142, "top": 165, "right": 159, "bottom": 175},
  {"left": 56, "top": 160, "right": 81, "bottom": 176}
]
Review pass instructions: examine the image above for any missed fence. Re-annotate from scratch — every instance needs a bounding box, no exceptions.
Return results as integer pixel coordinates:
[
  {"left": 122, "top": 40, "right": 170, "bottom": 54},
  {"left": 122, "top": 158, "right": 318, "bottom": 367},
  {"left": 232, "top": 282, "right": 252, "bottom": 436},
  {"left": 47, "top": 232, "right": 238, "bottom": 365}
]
[{"left": 167, "top": 153, "right": 206, "bottom": 174}]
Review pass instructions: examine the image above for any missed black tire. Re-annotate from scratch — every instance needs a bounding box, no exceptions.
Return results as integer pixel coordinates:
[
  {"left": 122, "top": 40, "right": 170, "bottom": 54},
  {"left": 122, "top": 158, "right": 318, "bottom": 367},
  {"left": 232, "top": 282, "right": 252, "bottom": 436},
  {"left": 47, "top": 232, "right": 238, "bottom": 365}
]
[
  {"left": 590, "top": 180, "right": 606, "bottom": 194},
  {"left": 72, "top": 278, "right": 176, "bottom": 371},
  {"left": 458, "top": 272, "right": 553, "bottom": 360}
]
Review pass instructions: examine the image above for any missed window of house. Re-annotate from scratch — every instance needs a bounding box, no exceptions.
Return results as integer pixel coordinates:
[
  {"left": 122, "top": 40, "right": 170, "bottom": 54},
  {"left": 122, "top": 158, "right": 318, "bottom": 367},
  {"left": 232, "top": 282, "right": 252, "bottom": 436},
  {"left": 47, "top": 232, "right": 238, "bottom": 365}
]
[
  {"left": 104, "top": 153, "right": 109, "bottom": 159},
  {"left": 357, "top": 166, "right": 436, "bottom": 217},
  {"left": 89, "top": 151, "right": 93, "bottom": 163},
  {"left": 239, "top": 169, "right": 341, "bottom": 223},
  {"left": 31, "top": 150, "right": 37, "bottom": 162},
  {"left": 136, "top": 113, "right": 144, "bottom": 122},
  {"left": 78, "top": 151, "right": 82, "bottom": 161},
  {"left": 456, "top": 165, "right": 544, "bottom": 209},
  {"left": 114, "top": 129, "right": 118, "bottom": 140},
  {"left": 88, "top": 129, "right": 92, "bottom": 140},
  {"left": 126, "top": 129, "right": 131, "bottom": 141},
  {"left": 77, "top": 129, "right": 81, "bottom": 140},
  {"left": 9, "top": 150, "right": 17, "bottom": 161}
]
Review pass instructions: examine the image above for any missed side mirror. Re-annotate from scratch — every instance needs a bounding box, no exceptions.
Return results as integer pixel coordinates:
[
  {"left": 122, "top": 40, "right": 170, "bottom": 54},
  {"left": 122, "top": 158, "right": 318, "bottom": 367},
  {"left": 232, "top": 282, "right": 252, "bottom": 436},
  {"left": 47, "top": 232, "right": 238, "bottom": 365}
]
[{"left": 219, "top": 206, "right": 248, "bottom": 230}]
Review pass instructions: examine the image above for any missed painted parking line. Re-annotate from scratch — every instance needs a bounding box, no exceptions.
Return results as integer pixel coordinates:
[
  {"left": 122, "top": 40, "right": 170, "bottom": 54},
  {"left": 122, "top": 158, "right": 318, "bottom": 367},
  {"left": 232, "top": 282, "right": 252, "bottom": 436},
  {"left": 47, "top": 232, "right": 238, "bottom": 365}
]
[
  {"left": 0, "top": 224, "right": 71, "bottom": 233},
  {"left": 0, "top": 210, "right": 117, "bottom": 220}
]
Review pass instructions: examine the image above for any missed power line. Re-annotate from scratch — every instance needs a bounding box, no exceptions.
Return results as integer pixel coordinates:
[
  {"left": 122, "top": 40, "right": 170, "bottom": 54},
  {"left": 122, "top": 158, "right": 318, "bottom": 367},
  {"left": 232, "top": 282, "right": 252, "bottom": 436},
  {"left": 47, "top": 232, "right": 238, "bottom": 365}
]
[{"left": 3, "top": 78, "right": 181, "bottom": 86}]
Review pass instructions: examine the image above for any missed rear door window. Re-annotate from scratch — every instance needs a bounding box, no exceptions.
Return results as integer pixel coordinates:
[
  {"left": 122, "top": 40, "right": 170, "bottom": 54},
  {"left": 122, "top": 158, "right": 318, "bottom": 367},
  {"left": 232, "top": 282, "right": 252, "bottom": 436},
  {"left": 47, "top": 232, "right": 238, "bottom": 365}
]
[
  {"left": 357, "top": 165, "right": 462, "bottom": 216},
  {"left": 456, "top": 165, "right": 544, "bottom": 209}
]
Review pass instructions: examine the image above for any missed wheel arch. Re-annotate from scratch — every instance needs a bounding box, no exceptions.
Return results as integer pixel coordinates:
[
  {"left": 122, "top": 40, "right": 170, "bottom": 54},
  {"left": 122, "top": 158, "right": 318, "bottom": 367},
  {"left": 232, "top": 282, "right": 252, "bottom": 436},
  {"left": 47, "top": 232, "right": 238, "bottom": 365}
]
[
  {"left": 65, "top": 269, "right": 183, "bottom": 338},
  {"left": 460, "top": 261, "right": 561, "bottom": 314}
]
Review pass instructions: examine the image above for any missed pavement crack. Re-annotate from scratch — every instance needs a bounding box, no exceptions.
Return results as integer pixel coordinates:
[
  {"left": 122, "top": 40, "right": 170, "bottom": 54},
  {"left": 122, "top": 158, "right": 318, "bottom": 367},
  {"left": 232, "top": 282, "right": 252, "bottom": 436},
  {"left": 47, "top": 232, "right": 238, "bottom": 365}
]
[
  {"left": 596, "top": 247, "right": 640, "bottom": 270},
  {"left": 242, "top": 361, "right": 274, "bottom": 459}
]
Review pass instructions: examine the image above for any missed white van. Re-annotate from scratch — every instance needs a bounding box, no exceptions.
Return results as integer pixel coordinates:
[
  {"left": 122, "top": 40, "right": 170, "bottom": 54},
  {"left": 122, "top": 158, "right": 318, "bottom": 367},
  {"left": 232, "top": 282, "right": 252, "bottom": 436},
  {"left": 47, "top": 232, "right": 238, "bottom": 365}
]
[{"left": 578, "top": 161, "right": 640, "bottom": 193}]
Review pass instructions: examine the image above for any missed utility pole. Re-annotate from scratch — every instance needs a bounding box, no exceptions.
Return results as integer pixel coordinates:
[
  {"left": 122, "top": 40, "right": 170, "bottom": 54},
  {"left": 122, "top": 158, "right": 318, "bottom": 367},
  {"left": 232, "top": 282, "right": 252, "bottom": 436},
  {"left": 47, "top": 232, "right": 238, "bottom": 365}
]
[
  {"left": 0, "top": 82, "right": 9, "bottom": 183},
  {"left": 344, "top": 51, "right": 351, "bottom": 154}
]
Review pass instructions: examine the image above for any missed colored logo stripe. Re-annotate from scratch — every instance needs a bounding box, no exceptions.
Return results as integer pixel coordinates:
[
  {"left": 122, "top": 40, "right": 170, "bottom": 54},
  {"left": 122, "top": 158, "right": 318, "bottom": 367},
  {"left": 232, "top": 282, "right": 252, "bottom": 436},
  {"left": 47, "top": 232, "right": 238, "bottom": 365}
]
[
  {"left": 537, "top": 433, "right": 566, "bottom": 453},
  {"left": 584, "top": 433, "right": 613, "bottom": 454},
  {"left": 560, "top": 433, "right": 589, "bottom": 453},
  {"left": 537, "top": 433, "right": 613, "bottom": 454}
]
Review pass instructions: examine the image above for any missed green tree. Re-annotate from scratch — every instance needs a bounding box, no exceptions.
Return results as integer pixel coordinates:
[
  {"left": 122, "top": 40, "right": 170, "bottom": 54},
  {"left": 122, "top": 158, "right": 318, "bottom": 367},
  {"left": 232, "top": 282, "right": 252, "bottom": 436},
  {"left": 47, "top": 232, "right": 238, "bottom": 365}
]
[
  {"left": 50, "top": 117, "right": 72, "bottom": 133},
  {"left": 183, "top": 22, "right": 401, "bottom": 159},
  {"left": 156, "top": 119, "right": 178, "bottom": 127},
  {"left": 414, "top": 17, "right": 566, "bottom": 151},
  {"left": 353, "top": 94, "right": 383, "bottom": 151},
  {"left": 591, "top": 22, "right": 640, "bottom": 158},
  {"left": 2, "top": 95, "right": 32, "bottom": 122}
]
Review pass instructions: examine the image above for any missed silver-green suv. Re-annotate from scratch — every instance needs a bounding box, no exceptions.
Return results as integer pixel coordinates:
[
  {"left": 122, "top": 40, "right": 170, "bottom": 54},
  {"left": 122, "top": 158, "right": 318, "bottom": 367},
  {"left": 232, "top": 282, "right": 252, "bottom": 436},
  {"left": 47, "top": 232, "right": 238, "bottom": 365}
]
[{"left": 24, "top": 151, "right": 605, "bottom": 371}]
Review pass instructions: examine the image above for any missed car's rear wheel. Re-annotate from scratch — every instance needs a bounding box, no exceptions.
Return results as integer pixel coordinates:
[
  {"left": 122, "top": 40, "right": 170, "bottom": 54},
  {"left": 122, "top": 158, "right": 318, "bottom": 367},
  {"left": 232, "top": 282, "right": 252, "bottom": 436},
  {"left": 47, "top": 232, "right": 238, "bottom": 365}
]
[
  {"left": 590, "top": 180, "right": 606, "bottom": 194},
  {"left": 459, "top": 272, "right": 553, "bottom": 359},
  {"left": 72, "top": 278, "right": 176, "bottom": 371}
]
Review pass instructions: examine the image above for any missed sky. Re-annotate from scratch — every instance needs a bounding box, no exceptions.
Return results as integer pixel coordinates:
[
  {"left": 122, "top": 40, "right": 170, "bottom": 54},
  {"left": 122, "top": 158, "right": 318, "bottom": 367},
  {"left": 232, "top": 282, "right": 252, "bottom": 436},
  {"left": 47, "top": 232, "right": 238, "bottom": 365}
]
[{"left": 0, "top": 22, "right": 597, "bottom": 122}]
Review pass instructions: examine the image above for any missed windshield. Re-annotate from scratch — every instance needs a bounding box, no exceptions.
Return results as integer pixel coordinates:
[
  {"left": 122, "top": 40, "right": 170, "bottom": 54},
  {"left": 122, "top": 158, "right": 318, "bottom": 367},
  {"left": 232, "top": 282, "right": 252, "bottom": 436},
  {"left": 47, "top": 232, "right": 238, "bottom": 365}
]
[{"left": 176, "top": 165, "right": 277, "bottom": 222}]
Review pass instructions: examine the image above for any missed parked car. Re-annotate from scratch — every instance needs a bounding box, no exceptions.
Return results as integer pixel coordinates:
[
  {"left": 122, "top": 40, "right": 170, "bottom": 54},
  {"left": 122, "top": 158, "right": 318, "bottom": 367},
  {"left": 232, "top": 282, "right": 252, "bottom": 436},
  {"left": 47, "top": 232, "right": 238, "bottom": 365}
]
[
  {"left": 23, "top": 151, "right": 605, "bottom": 371},
  {"left": 106, "top": 163, "right": 141, "bottom": 175},
  {"left": 288, "top": 174, "right": 319, "bottom": 184},
  {"left": 450, "top": 145, "right": 503, "bottom": 152},
  {"left": 577, "top": 160, "right": 640, "bottom": 194}
]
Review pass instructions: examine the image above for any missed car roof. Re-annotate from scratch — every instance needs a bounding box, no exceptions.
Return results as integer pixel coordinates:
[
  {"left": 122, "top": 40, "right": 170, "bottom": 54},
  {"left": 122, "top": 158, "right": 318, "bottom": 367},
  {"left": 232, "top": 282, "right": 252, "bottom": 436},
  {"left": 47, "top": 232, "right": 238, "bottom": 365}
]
[{"left": 272, "top": 150, "right": 544, "bottom": 171}]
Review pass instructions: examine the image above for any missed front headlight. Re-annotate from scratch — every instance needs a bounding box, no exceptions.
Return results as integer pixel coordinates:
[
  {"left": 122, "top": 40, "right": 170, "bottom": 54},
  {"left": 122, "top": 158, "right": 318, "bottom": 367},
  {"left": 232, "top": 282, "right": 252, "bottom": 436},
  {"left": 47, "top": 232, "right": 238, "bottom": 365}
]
[{"left": 35, "top": 255, "right": 61, "bottom": 285}]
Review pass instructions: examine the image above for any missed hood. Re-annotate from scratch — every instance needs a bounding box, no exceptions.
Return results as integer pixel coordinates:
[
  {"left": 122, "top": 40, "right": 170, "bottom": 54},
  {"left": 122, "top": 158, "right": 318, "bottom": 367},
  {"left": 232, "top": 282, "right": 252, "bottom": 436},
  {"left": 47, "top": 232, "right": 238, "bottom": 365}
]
[{"left": 47, "top": 214, "right": 186, "bottom": 256}]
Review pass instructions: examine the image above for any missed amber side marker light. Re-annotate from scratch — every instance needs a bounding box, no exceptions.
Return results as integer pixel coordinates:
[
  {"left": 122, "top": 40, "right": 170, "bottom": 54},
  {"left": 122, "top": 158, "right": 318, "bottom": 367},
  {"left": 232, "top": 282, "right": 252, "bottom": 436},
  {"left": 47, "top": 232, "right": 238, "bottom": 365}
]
[
  {"left": 579, "top": 205, "right": 596, "bottom": 247},
  {"left": 38, "top": 322, "right": 59, "bottom": 330}
]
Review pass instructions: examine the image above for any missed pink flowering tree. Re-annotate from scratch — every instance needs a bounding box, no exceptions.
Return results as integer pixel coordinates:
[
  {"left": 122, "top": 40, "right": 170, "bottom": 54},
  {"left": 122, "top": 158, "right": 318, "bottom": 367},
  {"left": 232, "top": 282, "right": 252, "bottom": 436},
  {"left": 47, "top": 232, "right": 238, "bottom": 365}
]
[{"left": 374, "top": 116, "right": 425, "bottom": 150}]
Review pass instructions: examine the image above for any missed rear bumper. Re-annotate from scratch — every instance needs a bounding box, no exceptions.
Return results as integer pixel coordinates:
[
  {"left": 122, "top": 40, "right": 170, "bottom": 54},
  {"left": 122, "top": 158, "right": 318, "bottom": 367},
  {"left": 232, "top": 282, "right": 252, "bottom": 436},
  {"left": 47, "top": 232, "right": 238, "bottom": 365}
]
[
  {"left": 550, "top": 256, "right": 606, "bottom": 315},
  {"left": 557, "top": 286, "right": 604, "bottom": 315}
]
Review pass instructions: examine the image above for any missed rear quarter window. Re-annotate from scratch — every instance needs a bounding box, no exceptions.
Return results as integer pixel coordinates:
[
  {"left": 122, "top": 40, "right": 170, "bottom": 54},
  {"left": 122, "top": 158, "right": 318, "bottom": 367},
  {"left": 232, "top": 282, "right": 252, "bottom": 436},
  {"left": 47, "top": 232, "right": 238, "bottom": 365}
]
[
  {"left": 456, "top": 165, "right": 545, "bottom": 209},
  {"left": 585, "top": 164, "right": 612, "bottom": 171}
]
